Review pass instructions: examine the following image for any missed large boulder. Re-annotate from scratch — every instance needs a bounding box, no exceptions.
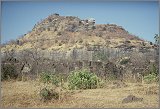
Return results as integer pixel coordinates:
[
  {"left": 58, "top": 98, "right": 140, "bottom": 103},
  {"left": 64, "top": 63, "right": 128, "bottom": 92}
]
[{"left": 122, "top": 95, "right": 143, "bottom": 103}]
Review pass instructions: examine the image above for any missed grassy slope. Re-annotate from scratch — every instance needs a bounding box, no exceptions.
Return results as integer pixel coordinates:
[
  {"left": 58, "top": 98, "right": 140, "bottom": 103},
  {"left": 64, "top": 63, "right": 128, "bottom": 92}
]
[{"left": 1, "top": 80, "right": 159, "bottom": 108}]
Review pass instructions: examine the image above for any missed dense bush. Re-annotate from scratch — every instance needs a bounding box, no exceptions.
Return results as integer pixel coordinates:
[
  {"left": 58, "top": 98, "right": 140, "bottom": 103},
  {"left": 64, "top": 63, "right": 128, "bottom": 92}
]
[
  {"left": 40, "top": 72, "right": 60, "bottom": 86},
  {"left": 39, "top": 88, "right": 59, "bottom": 102},
  {"left": 39, "top": 72, "right": 61, "bottom": 102},
  {"left": 144, "top": 64, "right": 159, "bottom": 83},
  {"left": 149, "top": 64, "right": 158, "bottom": 76},
  {"left": 68, "top": 69, "right": 103, "bottom": 90},
  {"left": 144, "top": 74, "right": 158, "bottom": 83},
  {"left": 1, "top": 63, "right": 18, "bottom": 80}
]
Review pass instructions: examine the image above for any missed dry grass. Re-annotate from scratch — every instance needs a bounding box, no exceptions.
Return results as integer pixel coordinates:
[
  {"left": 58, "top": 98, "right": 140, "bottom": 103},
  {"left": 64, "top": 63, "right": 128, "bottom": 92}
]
[
  {"left": 1, "top": 29, "right": 149, "bottom": 53},
  {"left": 1, "top": 80, "right": 159, "bottom": 108}
]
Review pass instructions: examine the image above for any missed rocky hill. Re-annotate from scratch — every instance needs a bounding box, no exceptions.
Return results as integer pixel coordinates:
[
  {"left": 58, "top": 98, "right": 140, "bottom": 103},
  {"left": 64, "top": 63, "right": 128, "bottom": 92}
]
[
  {"left": 1, "top": 13, "right": 156, "bottom": 53},
  {"left": 1, "top": 13, "right": 158, "bottom": 82}
]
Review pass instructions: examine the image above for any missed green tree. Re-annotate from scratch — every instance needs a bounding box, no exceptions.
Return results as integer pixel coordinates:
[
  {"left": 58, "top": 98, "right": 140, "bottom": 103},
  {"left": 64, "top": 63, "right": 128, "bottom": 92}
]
[
  {"left": 154, "top": 34, "right": 159, "bottom": 45},
  {"left": 154, "top": 34, "right": 159, "bottom": 64}
]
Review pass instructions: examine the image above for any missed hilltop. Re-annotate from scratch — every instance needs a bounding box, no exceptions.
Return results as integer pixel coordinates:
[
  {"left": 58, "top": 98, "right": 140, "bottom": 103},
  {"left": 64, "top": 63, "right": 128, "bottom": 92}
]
[{"left": 1, "top": 13, "right": 155, "bottom": 52}]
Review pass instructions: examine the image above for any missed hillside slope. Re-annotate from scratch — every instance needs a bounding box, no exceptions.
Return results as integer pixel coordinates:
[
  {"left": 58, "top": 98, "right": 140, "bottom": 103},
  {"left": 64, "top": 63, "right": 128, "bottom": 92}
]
[{"left": 1, "top": 13, "right": 155, "bottom": 52}]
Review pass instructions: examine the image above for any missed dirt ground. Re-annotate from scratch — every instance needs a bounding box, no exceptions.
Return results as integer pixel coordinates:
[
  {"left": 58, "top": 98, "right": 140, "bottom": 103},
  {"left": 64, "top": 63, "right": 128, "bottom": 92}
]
[{"left": 1, "top": 80, "right": 159, "bottom": 108}]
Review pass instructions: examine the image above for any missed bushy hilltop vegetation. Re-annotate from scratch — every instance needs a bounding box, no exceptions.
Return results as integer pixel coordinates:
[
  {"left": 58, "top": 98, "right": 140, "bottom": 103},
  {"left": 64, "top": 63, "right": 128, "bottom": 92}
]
[{"left": 1, "top": 13, "right": 156, "bottom": 52}]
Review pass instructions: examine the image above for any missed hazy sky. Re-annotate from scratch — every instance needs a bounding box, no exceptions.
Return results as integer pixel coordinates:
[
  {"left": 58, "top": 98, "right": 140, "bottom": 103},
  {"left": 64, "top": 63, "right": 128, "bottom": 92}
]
[{"left": 1, "top": 1, "right": 159, "bottom": 43}]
